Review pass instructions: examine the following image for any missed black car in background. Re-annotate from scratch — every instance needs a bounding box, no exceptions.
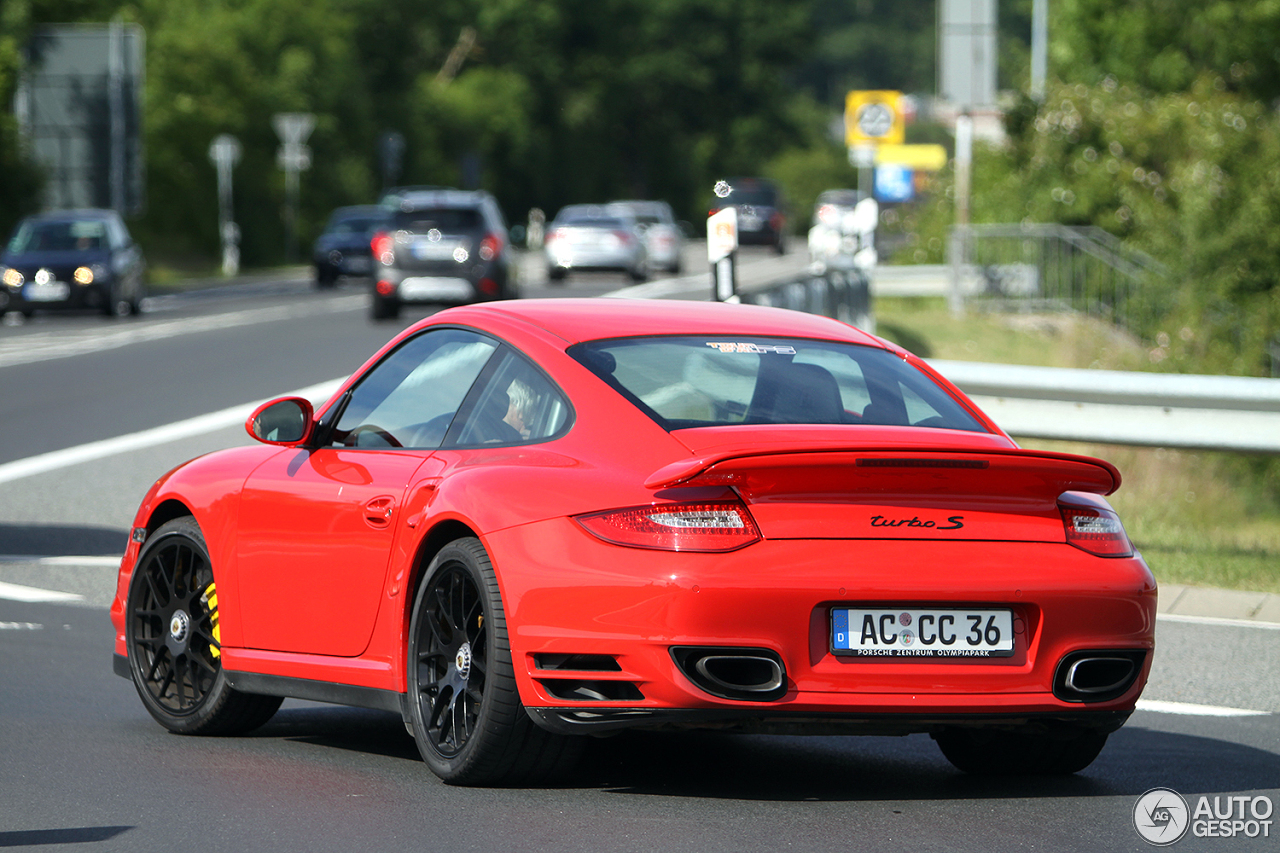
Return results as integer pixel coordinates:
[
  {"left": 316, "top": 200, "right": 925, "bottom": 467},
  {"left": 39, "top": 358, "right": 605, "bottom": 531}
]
[
  {"left": 371, "top": 189, "right": 515, "bottom": 320},
  {"left": 312, "top": 205, "right": 391, "bottom": 288},
  {"left": 1, "top": 209, "right": 146, "bottom": 317},
  {"left": 708, "top": 177, "right": 789, "bottom": 254}
]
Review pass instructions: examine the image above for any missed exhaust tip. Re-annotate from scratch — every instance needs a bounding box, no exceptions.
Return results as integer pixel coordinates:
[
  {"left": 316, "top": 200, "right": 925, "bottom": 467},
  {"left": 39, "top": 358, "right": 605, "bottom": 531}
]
[
  {"left": 671, "top": 647, "right": 787, "bottom": 701},
  {"left": 1053, "top": 649, "right": 1146, "bottom": 702}
]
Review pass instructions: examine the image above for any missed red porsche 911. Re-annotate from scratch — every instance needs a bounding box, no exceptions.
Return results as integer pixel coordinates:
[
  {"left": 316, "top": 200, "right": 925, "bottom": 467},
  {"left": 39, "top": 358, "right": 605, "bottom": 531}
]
[{"left": 109, "top": 298, "right": 1156, "bottom": 786}]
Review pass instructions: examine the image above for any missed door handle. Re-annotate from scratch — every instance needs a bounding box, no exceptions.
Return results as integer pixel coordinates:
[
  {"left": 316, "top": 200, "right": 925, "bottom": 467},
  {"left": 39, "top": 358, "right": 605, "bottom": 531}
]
[{"left": 364, "top": 495, "right": 395, "bottom": 529}]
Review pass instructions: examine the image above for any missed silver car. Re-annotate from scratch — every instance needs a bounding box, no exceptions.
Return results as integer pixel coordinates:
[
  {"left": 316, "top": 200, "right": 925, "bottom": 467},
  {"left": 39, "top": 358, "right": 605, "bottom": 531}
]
[
  {"left": 544, "top": 204, "right": 648, "bottom": 282},
  {"left": 607, "top": 200, "right": 686, "bottom": 274}
]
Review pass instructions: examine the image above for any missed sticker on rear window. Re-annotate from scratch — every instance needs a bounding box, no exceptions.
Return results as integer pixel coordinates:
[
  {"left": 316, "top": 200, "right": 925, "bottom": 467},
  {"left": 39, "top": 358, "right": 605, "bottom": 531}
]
[{"left": 705, "top": 342, "right": 797, "bottom": 355}]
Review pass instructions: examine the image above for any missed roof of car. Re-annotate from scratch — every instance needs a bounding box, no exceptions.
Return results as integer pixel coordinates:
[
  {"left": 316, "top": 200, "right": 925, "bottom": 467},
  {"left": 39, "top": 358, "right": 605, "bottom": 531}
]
[
  {"left": 392, "top": 189, "right": 492, "bottom": 210},
  {"left": 24, "top": 208, "right": 119, "bottom": 222},
  {"left": 431, "top": 298, "right": 886, "bottom": 348}
]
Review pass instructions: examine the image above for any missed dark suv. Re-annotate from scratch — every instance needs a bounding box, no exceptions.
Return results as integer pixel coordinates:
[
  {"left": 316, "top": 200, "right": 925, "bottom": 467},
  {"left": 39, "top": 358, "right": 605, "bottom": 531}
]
[
  {"left": 371, "top": 189, "right": 515, "bottom": 320},
  {"left": 708, "top": 177, "right": 788, "bottom": 254}
]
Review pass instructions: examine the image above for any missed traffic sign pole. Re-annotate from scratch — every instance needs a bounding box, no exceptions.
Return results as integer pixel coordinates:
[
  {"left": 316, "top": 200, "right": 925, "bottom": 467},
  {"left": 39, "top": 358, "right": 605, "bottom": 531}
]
[
  {"left": 208, "top": 134, "right": 242, "bottom": 275},
  {"left": 272, "top": 113, "right": 315, "bottom": 263}
]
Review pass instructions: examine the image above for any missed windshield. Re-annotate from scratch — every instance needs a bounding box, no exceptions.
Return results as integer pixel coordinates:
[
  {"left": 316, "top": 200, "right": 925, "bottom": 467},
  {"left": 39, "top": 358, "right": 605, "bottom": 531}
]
[
  {"left": 7, "top": 219, "right": 108, "bottom": 254},
  {"left": 569, "top": 336, "right": 985, "bottom": 432},
  {"left": 394, "top": 208, "right": 483, "bottom": 233},
  {"left": 327, "top": 215, "right": 387, "bottom": 236}
]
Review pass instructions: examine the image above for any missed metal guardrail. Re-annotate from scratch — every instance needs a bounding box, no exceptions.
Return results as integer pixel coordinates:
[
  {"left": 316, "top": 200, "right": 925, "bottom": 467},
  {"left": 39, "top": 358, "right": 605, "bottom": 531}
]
[
  {"left": 930, "top": 359, "right": 1280, "bottom": 453},
  {"left": 739, "top": 260, "right": 873, "bottom": 332}
]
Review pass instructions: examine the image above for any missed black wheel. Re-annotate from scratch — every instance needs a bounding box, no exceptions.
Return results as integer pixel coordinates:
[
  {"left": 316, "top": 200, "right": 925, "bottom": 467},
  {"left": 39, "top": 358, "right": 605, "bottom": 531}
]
[
  {"left": 627, "top": 263, "right": 648, "bottom": 283},
  {"left": 547, "top": 267, "right": 567, "bottom": 283},
  {"left": 934, "top": 727, "right": 1108, "bottom": 775},
  {"left": 125, "top": 517, "right": 281, "bottom": 735},
  {"left": 407, "top": 538, "right": 581, "bottom": 785},
  {"left": 371, "top": 293, "right": 400, "bottom": 320}
]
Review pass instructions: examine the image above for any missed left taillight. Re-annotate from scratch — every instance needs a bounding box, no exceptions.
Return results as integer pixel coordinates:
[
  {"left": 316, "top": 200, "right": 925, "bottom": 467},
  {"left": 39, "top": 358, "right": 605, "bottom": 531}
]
[
  {"left": 371, "top": 231, "right": 394, "bottom": 265},
  {"left": 479, "top": 232, "right": 503, "bottom": 261},
  {"left": 1060, "top": 504, "right": 1133, "bottom": 558},
  {"left": 575, "top": 501, "right": 761, "bottom": 552}
]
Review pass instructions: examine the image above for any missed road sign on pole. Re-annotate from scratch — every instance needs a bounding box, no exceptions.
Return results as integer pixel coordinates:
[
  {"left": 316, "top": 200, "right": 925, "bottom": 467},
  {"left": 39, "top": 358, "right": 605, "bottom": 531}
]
[
  {"left": 208, "top": 134, "right": 242, "bottom": 275},
  {"left": 845, "top": 91, "right": 905, "bottom": 147},
  {"left": 273, "top": 113, "right": 315, "bottom": 262}
]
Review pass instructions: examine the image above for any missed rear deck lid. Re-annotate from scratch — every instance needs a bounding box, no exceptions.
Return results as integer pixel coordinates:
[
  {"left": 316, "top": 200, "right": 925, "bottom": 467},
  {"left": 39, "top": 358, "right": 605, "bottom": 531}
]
[{"left": 649, "top": 430, "right": 1119, "bottom": 542}]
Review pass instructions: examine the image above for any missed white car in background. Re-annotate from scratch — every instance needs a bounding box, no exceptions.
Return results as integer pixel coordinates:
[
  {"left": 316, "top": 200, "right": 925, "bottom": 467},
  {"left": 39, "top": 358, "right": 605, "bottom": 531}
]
[{"left": 609, "top": 200, "right": 687, "bottom": 274}]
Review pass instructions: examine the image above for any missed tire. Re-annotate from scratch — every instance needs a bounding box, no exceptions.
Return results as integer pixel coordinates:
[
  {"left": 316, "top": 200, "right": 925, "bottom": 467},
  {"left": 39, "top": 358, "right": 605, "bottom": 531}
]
[
  {"left": 627, "top": 263, "right": 648, "bottom": 283},
  {"left": 371, "top": 293, "right": 400, "bottom": 320},
  {"left": 406, "top": 538, "right": 582, "bottom": 786},
  {"left": 125, "top": 517, "right": 282, "bottom": 735},
  {"left": 933, "top": 727, "right": 1108, "bottom": 775}
]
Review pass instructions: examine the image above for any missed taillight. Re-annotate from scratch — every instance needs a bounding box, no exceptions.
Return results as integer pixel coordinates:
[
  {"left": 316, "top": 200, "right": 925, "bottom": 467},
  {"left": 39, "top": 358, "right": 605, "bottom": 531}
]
[
  {"left": 612, "top": 230, "right": 634, "bottom": 245},
  {"left": 479, "top": 232, "right": 502, "bottom": 261},
  {"left": 545, "top": 227, "right": 566, "bottom": 244},
  {"left": 375, "top": 279, "right": 396, "bottom": 296},
  {"left": 576, "top": 501, "right": 761, "bottom": 552},
  {"left": 1060, "top": 505, "right": 1133, "bottom": 558},
  {"left": 371, "top": 231, "right": 394, "bottom": 265}
]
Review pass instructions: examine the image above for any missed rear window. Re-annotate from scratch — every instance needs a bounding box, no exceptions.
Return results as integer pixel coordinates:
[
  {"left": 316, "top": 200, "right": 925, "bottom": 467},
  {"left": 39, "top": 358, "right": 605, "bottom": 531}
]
[
  {"left": 720, "top": 183, "right": 778, "bottom": 206},
  {"left": 569, "top": 336, "right": 985, "bottom": 432},
  {"left": 394, "top": 208, "right": 483, "bottom": 233}
]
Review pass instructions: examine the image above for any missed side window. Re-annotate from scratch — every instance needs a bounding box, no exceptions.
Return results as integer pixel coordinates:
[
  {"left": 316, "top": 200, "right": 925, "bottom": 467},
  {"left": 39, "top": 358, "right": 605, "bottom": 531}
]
[
  {"left": 329, "top": 329, "right": 497, "bottom": 449},
  {"left": 451, "top": 351, "right": 571, "bottom": 446}
]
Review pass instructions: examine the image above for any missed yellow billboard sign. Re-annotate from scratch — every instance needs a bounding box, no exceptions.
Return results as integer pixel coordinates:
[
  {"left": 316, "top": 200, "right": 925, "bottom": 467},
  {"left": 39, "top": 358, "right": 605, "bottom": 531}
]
[{"left": 876, "top": 143, "right": 948, "bottom": 171}]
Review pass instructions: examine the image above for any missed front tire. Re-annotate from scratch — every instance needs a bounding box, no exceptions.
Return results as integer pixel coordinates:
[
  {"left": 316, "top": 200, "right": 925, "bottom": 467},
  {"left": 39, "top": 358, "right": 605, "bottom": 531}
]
[
  {"left": 125, "top": 517, "right": 281, "bottom": 735},
  {"left": 406, "top": 538, "right": 581, "bottom": 785},
  {"left": 934, "top": 727, "right": 1108, "bottom": 775}
]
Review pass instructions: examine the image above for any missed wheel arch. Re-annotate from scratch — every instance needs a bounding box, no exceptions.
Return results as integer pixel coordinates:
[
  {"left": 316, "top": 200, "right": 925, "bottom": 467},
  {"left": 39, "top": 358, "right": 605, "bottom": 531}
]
[
  {"left": 405, "top": 519, "right": 483, "bottom": 610},
  {"left": 146, "top": 498, "right": 196, "bottom": 535}
]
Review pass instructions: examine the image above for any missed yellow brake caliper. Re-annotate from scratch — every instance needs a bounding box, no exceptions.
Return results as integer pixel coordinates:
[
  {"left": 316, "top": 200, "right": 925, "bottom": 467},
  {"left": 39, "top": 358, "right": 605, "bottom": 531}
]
[{"left": 201, "top": 583, "right": 221, "bottom": 659}]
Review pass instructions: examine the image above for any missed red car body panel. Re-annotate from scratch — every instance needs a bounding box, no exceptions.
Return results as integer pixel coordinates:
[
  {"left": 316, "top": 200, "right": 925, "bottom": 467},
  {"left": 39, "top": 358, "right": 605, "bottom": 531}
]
[{"left": 110, "top": 298, "right": 1156, "bottom": 736}]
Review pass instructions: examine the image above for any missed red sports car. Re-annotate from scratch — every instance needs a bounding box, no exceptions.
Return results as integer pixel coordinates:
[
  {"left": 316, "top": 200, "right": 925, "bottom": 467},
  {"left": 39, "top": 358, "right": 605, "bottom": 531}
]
[{"left": 110, "top": 298, "right": 1156, "bottom": 785}]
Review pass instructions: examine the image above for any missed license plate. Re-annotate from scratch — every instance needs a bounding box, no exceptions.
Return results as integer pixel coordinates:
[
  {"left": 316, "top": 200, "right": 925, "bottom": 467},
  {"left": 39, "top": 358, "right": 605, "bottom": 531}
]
[
  {"left": 739, "top": 214, "right": 762, "bottom": 230},
  {"left": 411, "top": 239, "right": 459, "bottom": 260},
  {"left": 24, "top": 281, "right": 70, "bottom": 302},
  {"left": 831, "top": 607, "right": 1015, "bottom": 658}
]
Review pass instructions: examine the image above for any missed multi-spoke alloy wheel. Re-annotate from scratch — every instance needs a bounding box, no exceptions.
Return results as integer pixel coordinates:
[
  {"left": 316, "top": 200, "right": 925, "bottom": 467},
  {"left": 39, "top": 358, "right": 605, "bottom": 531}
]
[
  {"left": 416, "top": 563, "right": 486, "bottom": 757},
  {"left": 125, "top": 517, "right": 281, "bottom": 735},
  {"left": 407, "top": 538, "right": 582, "bottom": 785}
]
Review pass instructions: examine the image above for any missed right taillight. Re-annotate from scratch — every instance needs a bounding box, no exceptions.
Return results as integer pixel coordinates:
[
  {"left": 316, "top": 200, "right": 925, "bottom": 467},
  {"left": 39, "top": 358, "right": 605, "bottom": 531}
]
[
  {"left": 371, "top": 231, "right": 394, "bottom": 265},
  {"left": 575, "top": 501, "right": 761, "bottom": 552},
  {"left": 1060, "top": 505, "right": 1133, "bottom": 558}
]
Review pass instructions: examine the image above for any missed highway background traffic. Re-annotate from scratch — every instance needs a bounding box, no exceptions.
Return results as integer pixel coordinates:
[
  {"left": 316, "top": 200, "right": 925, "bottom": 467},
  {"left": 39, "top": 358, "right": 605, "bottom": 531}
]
[{"left": 1, "top": 253, "right": 1277, "bottom": 852}]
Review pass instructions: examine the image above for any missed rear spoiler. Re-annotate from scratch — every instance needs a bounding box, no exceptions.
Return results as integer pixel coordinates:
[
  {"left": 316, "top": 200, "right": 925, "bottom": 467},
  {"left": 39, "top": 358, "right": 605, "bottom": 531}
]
[{"left": 645, "top": 447, "right": 1121, "bottom": 495}]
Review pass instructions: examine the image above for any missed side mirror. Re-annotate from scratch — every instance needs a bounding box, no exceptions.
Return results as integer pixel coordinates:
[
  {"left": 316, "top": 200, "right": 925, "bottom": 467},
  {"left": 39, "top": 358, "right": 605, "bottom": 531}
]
[{"left": 246, "top": 397, "right": 315, "bottom": 446}]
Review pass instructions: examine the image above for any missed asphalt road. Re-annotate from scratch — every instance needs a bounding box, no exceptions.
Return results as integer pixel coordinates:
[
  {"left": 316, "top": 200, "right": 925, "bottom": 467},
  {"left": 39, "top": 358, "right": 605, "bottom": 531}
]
[{"left": 0, "top": 256, "right": 1277, "bottom": 852}]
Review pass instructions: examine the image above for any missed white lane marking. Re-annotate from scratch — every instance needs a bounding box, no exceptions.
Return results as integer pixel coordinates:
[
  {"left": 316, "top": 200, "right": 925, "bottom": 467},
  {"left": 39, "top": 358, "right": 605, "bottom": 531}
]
[
  {"left": 0, "top": 296, "right": 364, "bottom": 369},
  {"left": 0, "top": 621, "right": 44, "bottom": 630},
  {"left": 1136, "top": 699, "right": 1269, "bottom": 717},
  {"left": 1158, "top": 613, "right": 1280, "bottom": 631},
  {"left": 0, "top": 378, "right": 345, "bottom": 485},
  {"left": 0, "top": 555, "right": 121, "bottom": 567},
  {"left": 0, "top": 580, "right": 84, "bottom": 602}
]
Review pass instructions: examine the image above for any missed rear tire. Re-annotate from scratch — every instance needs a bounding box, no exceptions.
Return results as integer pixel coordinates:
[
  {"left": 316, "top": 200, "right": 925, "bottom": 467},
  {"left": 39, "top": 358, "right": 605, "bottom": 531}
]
[
  {"left": 125, "top": 517, "right": 282, "bottom": 735},
  {"left": 406, "top": 538, "right": 582, "bottom": 785},
  {"left": 934, "top": 727, "right": 1108, "bottom": 775}
]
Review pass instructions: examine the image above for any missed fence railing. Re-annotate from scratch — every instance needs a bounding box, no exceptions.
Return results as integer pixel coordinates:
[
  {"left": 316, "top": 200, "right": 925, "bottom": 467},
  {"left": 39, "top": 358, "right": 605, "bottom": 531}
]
[{"left": 948, "top": 223, "right": 1165, "bottom": 331}]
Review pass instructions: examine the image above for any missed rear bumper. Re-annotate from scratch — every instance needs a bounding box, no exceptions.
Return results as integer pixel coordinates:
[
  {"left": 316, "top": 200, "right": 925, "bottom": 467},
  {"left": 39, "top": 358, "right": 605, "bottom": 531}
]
[{"left": 484, "top": 520, "right": 1158, "bottom": 731}]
